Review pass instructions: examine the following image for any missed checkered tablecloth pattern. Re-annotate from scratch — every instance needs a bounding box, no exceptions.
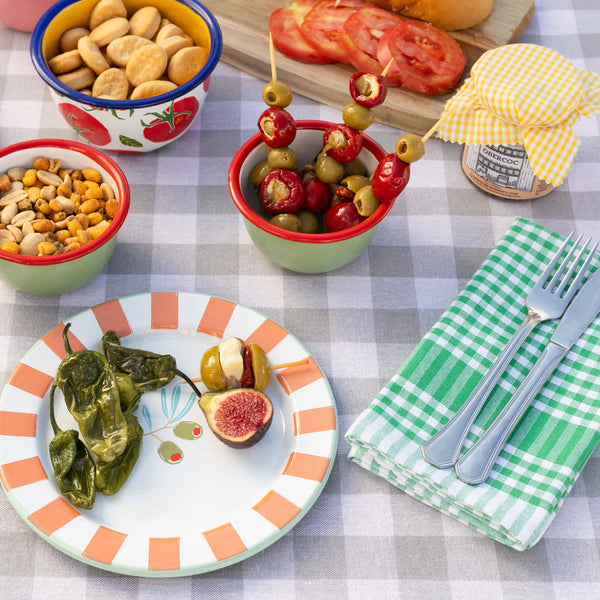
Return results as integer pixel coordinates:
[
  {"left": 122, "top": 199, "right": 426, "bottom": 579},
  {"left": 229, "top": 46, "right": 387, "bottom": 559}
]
[{"left": 1, "top": 1, "right": 600, "bottom": 598}]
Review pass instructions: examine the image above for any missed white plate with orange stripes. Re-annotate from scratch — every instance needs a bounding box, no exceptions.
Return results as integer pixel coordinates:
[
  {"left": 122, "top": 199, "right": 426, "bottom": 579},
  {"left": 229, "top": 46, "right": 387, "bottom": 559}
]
[{"left": 0, "top": 292, "right": 337, "bottom": 576}]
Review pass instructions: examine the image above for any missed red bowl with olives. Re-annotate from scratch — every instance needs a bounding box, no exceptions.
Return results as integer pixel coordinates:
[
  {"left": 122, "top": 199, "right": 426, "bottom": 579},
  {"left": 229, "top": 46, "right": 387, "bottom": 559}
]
[{"left": 228, "top": 120, "right": 393, "bottom": 273}]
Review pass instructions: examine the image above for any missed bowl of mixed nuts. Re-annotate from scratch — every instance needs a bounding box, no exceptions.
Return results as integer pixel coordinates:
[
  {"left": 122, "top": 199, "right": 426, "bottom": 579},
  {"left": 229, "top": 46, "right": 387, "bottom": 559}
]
[
  {"left": 0, "top": 138, "right": 130, "bottom": 295},
  {"left": 30, "top": 0, "right": 222, "bottom": 152}
]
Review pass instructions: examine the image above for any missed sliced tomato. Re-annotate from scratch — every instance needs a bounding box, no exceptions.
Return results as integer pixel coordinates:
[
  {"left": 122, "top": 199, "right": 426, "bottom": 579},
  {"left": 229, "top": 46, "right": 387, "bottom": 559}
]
[
  {"left": 300, "top": 0, "right": 366, "bottom": 64},
  {"left": 340, "top": 6, "right": 404, "bottom": 74},
  {"left": 269, "top": 0, "right": 334, "bottom": 64},
  {"left": 376, "top": 21, "right": 466, "bottom": 94}
]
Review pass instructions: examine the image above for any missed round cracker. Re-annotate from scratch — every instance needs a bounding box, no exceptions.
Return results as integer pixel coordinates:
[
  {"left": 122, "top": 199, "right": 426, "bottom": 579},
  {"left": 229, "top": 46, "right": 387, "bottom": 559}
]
[
  {"left": 130, "top": 80, "right": 177, "bottom": 100},
  {"left": 89, "top": 0, "right": 127, "bottom": 30},
  {"left": 92, "top": 67, "right": 129, "bottom": 99},
  {"left": 106, "top": 35, "right": 153, "bottom": 67},
  {"left": 89, "top": 17, "right": 130, "bottom": 47},
  {"left": 77, "top": 36, "right": 110, "bottom": 75},
  {"left": 48, "top": 49, "right": 82, "bottom": 75},
  {"left": 60, "top": 27, "right": 90, "bottom": 52},
  {"left": 168, "top": 46, "right": 208, "bottom": 86},
  {"left": 128, "top": 6, "right": 161, "bottom": 39},
  {"left": 125, "top": 44, "right": 168, "bottom": 87}
]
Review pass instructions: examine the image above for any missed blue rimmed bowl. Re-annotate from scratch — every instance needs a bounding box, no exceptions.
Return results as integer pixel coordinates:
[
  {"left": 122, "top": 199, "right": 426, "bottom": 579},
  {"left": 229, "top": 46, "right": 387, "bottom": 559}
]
[{"left": 30, "top": 0, "right": 222, "bottom": 152}]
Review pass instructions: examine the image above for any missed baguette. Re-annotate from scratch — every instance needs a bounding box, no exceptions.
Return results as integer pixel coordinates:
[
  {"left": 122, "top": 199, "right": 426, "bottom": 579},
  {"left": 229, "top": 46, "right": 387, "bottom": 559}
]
[{"left": 363, "top": 0, "right": 494, "bottom": 31}]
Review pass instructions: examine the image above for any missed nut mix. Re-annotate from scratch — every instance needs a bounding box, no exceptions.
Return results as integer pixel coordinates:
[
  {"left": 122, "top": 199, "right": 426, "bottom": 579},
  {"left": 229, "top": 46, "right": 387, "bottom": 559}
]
[
  {"left": 0, "top": 157, "right": 117, "bottom": 257},
  {"left": 48, "top": 0, "right": 209, "bottom": 100}
]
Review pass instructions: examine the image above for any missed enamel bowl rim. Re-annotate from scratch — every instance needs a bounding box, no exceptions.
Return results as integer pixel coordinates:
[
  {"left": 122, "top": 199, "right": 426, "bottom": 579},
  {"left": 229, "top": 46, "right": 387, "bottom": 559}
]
[
  {"left": 0, "top": 138, "right": 130, "bottom": 266},
  {"left": 30, "top": 0, "right": 223, "bottom": 110},
  {"left": 228, "top": 120, "right": 392, "bottom": 245}
]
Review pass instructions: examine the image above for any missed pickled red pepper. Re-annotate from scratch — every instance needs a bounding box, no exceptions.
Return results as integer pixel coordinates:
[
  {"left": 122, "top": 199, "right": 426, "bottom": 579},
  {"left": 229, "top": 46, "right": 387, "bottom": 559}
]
[
  {"left": 56, "top": 324, "right": 129, "bottom": 463},
  {"left": 48, "top": 383, "right": 96, "bottom": 509}
]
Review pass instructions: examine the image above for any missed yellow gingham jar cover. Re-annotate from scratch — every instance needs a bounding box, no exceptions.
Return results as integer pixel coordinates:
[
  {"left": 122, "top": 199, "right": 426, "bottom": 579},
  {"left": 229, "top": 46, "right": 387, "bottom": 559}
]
[{"left": 435, "top": 44, "right": 600, "bottom": 186}]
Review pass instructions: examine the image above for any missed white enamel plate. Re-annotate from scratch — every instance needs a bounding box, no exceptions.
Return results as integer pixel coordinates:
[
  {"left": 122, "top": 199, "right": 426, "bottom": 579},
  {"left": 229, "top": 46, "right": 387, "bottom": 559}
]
[{"left": 0, "top": 292, "right": 338, "bottom": 576}]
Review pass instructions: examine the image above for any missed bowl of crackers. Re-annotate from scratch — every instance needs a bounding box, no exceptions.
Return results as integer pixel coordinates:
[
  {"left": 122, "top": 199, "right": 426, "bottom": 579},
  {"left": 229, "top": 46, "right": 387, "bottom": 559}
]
[{"left": 30, "top": 0, "right": 222, "bottom": 152}]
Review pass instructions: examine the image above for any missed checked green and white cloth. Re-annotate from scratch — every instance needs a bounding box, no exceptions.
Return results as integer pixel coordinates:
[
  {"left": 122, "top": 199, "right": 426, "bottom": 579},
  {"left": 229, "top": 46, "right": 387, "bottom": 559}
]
[{"left": 346, "top": 217, "right": 600, "bottom": 551}]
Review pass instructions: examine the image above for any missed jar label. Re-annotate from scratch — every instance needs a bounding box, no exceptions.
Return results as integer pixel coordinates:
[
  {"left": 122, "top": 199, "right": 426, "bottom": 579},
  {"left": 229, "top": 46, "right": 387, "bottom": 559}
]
[{"left": 461, "top": 144, "right": 555, "bottom": 200}]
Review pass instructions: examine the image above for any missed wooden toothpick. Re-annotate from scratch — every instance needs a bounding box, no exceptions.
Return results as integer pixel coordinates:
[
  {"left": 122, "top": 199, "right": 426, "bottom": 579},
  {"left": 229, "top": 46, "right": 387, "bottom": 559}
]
[
  {"left": 269, "top": 32, "right": 277, "bottom": 82},
  {"left": 381, "top": 57, "right": 394, "bottom": 78}
]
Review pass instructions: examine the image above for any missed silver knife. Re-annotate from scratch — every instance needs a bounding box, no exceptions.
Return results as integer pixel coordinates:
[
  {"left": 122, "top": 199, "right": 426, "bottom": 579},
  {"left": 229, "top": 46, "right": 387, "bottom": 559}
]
[{"left": 455, "top": 265, "right": 600, "bottom": 485}]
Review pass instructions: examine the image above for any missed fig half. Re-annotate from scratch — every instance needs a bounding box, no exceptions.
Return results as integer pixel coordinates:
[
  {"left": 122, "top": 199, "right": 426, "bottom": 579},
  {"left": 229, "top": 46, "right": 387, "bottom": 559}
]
[{"left": 198, "top": 388, "right": 273, "bottom": 448}]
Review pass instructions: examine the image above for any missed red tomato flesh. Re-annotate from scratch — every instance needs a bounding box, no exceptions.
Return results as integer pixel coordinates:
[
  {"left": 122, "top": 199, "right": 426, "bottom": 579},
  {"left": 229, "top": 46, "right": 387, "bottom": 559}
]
[
  {"left": 376, "top": 21, "right": 465, "bottom": 94},
  {"left": 269, "top": 0, "right": 334, "bottom": 64},
  {"left": 300, "top": 0, "right": 366, "bottom": 64},
  {"left": 340, "top": 6, "right": 404, "bottom": 74}
]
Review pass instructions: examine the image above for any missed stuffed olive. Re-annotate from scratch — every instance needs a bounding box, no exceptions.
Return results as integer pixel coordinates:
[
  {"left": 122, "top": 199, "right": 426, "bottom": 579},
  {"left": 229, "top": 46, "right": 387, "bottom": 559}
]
[{"left": 200, "top": 337, "right": 270, "bottom": 392}]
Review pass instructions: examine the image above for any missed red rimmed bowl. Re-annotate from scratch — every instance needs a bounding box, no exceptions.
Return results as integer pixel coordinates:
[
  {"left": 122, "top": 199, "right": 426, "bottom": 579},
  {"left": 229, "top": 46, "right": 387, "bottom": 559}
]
[
  {"left": 228, "top": 120, "right": 391, "bottom": 273},
  {"left": 0, "top": 139, "right": 130, "bottom": 295}
]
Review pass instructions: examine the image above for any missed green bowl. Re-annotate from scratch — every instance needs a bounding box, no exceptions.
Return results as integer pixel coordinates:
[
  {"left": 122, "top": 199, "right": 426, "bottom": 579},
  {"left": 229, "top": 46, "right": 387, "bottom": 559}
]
[
  {"left": 228, "top": 120, "right": 391, "bottom": 273},
  {"left": 0, "top": 139, "right": 130, "bottom": 295}
]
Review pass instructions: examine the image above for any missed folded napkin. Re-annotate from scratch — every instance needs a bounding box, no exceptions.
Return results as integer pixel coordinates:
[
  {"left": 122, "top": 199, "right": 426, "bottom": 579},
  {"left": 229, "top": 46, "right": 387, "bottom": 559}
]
[{"left": 345, "top": 217, "right": 600, "bottom": 550}]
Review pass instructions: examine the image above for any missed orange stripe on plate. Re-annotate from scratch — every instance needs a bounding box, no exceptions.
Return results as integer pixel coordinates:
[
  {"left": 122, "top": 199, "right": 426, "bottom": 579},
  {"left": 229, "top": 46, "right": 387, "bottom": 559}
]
[
  {"left": 253, "top": 490, "right": 301, "bottom": 530},
  {"left": 148, "top": 537, "right": 180, "bottom": 571},
  {"left": 7, "top": 363, "right": 54, "bottom": 398},
  {"left": 151, "top": 292, "right": 179, "bottom": 330},
  {"left": 276, "top": 357, "right": 322, "bottom": 395},
  {"left": 92, "top": 299, "right": 132, "bottom": 337},
  {"left": 0, "top": 411, "right": 37, "bottom": 437},
  {"left": 293, "top": 406, "right": 337, "bottom": 435},
  {"left": 282, "top": 452, "right": 331, "bottom": 482},
  {"left": 197, "top": 297, "right": 236, "bottom": 338},
  {"left": 83, "top": 526, "right": 127, "bottom": 565},
  {"left": 42, "top": 323, "right": 86, "bottom": 358},
  {"left": 245, "top": 320, "right": 287, "bottom": 353},
  {"left": 28, "top": 497, "right": 80, "bottom": 536},
  {"left": 203, "top": 522, "right": 247, "bottom": 561},
  {"left": 0, "top": 456, "right": 47, "bottom": 490}
]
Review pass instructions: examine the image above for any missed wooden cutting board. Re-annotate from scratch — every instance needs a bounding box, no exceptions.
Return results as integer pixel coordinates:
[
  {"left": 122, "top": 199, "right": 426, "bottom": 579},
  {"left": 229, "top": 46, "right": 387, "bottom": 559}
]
[{"left": 201, "top": 0, "right": 535, "bottom": 134}]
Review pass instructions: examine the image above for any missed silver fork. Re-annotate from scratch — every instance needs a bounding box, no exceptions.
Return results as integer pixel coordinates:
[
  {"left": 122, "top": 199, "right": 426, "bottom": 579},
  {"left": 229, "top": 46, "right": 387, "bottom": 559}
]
[{"left": 421, "top": 232, "right": 595, "bottom": 469}]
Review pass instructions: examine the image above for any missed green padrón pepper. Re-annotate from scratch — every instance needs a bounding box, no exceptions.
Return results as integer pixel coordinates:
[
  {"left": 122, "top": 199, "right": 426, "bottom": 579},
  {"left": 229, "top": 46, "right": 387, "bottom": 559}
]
[
  {"left": 48, "top": 383, "right": 96, "bottom": 509},
  {"left": 56, "top": 323, "right": 128, "bottom": 463},
  {"left": 101, "top": 330, "right": 203, "bottom": 398},
  {"left": 95, "top": 409, "right": 143, "bottom": 495}
]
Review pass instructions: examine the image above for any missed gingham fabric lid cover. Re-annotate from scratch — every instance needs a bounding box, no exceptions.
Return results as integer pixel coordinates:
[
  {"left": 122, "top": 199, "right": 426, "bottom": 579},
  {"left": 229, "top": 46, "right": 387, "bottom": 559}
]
[{"left": 435, "top": 44, "right": 600, "bottom": 187}]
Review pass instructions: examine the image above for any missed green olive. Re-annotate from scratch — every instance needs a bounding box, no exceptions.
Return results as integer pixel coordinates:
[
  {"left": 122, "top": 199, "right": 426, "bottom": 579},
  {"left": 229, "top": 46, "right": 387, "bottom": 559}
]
[
  {"left": 342, "top": 101, "right": 374, "bottom": 131},
  {"left": 249, "top": 160, "right": 271, "bottom": 187},
  {"left": 343, "top": 159, "right": 367, "bottom": 176},
  {"left": 267, "top": 146, "right": 297, "bottom": 170},
  {"left": 200, "top": 346, "right": 227, "bottom": 392},
  {"left": 315, "top": 153, "right": 344, "bottom": 183},
  {"left": 353, "top": 184, "right": 380, "bottom": 217},
  {"left": 297, "top": 210, "right": 319, "bottom": 233},
  {"left": 262, "top": 80, "right": 293, "bottom": 108},
  {"left": 396, "top": 133, "right": 425, "bottom": 163},
  {"left": 270, "top": 212, "right": 301, "bottom": 231},
  {"left": 341, "top": 174, "right": 370, "bottom": 193},
  {"left": 248, "top": 343, "right": 270, "bottom": 391}
]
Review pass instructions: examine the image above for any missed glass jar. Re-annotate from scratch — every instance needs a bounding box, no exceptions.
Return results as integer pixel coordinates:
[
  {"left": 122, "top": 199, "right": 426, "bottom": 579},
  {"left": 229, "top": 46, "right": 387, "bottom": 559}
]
[{"left": 461, "top": 144, "right": 555, "bottom": 200}]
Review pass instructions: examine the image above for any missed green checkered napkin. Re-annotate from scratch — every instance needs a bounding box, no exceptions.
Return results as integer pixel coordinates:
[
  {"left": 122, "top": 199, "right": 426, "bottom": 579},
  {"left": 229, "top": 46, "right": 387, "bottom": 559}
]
[{"left": 345, "top": 217, "right": 600, "bottom": 550}]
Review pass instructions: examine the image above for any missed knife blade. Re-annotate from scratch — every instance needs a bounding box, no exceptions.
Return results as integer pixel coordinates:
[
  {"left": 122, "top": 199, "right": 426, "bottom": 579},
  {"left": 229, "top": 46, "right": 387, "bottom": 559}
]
[{"left": 455, "top": 265, "right": 600, "bottom": 485}]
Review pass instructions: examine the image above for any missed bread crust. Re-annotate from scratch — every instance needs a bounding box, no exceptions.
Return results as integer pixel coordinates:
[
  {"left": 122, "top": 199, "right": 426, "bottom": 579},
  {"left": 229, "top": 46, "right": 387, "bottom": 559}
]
[{"left": 364, "top": 0, "right": 494, "bottom": 30}]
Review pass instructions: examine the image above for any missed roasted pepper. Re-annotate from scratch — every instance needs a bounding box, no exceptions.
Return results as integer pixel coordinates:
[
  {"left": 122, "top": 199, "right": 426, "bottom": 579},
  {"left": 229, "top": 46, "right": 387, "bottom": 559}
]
[
  {"left": 56, "top": 324, "right": 128, "bottom": 463},
  {"left": 101, "top": 330, "right": 203, "bottom": 398},
  {"left": 95, "top": 408, "right": 143, "bottom": 496},
  {"left": 48, "top": 383, "right": 96, "bottom": 510}
]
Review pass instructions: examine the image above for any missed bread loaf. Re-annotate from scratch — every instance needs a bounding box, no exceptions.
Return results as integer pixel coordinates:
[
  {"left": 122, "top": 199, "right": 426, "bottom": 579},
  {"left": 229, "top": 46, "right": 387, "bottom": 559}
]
[{"left": 363, "top": 0, "right": 494, "bottom": 31}]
